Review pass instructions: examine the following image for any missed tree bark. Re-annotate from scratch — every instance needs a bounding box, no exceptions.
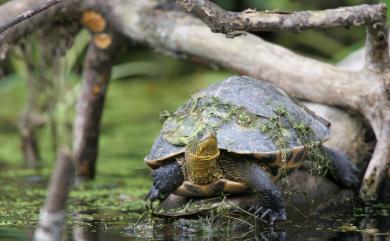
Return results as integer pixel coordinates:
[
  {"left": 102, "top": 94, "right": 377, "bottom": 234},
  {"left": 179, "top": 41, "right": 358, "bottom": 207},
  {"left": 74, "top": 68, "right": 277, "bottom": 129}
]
[
  {"left": 73, "top": 10, "right": 121, "bottom": 179},
  {"left": 0, "top": 0, "right": 64, "bottom": 34},
  {"left": 0, "top": 0, "right": 79, "bottom": 48},
  {"left": 178, "top": 1, "right": 384, "bottom": 33}
]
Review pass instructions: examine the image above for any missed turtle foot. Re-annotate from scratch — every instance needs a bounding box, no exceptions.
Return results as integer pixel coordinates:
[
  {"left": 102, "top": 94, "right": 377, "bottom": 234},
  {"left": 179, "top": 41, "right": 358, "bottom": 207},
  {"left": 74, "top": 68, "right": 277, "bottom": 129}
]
[
  {"left": 146, "top": 160, "right": 185, "bottom": 202},
  {"left": 248, "top": 206, "right": 286, "bottom": 224},
  {"left": 145, "top": 186, "right": 165, "bottom": 202}
]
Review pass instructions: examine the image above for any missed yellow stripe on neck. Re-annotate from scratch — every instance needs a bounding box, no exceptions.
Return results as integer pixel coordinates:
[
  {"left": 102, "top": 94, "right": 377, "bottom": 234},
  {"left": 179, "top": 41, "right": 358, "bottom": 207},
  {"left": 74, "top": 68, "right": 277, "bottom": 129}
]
[{"left": 186, "top": 149, "right": 220, "bottom": 161}]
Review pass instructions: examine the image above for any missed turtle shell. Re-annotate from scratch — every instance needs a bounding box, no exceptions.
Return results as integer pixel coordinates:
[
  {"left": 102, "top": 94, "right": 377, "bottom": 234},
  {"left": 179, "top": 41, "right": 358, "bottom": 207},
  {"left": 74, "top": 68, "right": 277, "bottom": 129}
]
[{"left": 145, "top": 76, "right": 330, "bottom": 168}]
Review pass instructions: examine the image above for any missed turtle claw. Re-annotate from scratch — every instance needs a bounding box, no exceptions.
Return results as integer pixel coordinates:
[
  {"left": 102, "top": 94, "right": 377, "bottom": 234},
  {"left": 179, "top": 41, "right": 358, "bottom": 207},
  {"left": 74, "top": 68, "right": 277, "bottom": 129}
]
[
  {"left": 260, "top": 209, "right": 272, "bottom": 220},
  {"left": 253, "top": 207, "right": 265, "bottom": 217},
  {"left": 145, "top": 186, "right": 162, "bottom": 202},
  {"left": 249, "top": 206, "right": 286, "bottom": 224}
]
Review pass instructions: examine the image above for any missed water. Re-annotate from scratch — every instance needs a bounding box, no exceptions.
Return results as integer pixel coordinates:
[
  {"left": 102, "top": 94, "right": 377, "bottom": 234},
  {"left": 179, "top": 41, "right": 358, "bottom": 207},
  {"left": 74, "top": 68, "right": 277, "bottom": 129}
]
[
  {"left": 1, "top": 208, "right": 389, "bottom": 240},
  {"left": 0, "top": 73, "right": 389, "bottom": 240}
]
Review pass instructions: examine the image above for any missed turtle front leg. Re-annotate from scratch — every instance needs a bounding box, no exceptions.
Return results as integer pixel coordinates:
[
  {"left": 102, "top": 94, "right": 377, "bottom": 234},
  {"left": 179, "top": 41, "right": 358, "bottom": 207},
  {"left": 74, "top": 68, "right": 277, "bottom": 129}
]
[
  {"left": 220, "top": 157, "right": 286, "bottom": 223},
  {"left": 146, "top": 160, "right": 184, "bottom": 202}
]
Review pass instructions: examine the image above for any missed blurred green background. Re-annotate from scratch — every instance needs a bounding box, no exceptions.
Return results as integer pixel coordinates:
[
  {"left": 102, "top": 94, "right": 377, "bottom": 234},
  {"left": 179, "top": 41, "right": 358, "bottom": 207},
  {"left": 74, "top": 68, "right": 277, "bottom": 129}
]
[{"left": 0, "top": 0, "right": 388, "bottom": 229}]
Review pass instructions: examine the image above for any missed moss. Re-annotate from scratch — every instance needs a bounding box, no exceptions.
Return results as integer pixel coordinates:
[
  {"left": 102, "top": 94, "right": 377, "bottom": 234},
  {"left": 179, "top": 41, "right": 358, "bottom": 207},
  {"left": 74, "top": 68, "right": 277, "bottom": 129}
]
[
  {"left": 258, "top": 104, "right": 332, "bottom": 177},
  {"left": 165, "top": 97, "right": 332, "bottom": 177},
  {"left": 260, "top": 115, "right": 288, "bottom": 149},
  {"left": 159, "top": 110, "right": 173, "bottom": 123},
  {"left": 260, "top": 105, "right": 289, "bottom": 164},
  {"left": 163, "top": 96, "right": 263, "bottom": 145},
  {"left": 306, "top": 144, "right": 332, "bottom": 176},
  {"left": 293, "top": 120, "right": 332, "bottom": 176}
]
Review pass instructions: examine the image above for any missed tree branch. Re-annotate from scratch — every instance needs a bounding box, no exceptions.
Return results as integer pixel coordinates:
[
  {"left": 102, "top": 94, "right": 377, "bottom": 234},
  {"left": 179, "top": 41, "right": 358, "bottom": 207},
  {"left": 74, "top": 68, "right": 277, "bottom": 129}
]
[
  {"left": 361, "top": 121, "right": 390, "bottom": 201},
  {"left": 178, "top": 1, "right": 383, "bottom": 32},
  {"left": 0, "top": 0, "right": 79, "bottom": 46},
  {"left": 365, "top": 18, "right": 390, "bottom": 71},
  {"left": 0, "top": 0, "right": 64, "bottom": 34},
  {"left": 177, "top": 0, "right": 389, "bottom": 71},
  {"left": 73, "top": 9, "right": 122, "bottom": 179},
  {"left": 120, "top": 1, "right": 372, "bottom": 111}
]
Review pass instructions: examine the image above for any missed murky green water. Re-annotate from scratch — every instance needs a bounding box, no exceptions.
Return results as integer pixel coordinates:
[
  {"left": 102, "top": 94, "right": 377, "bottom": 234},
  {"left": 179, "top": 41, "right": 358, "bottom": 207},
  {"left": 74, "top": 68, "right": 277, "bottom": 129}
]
[{"left": 0, "top": 72, "right": 389, "bottom": 240}]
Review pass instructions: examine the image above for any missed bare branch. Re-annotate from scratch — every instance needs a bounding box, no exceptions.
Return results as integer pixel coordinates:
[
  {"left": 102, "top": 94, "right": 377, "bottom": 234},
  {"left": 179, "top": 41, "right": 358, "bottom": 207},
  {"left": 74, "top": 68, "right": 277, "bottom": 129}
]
[
  {"left": 120, "top": 1, "right": 371, "bottom": 111},
  {"left": 0, "top": 0, "right": 80, "bottom": 46},
  {"left": 361, "top": 121, "right": 390, "bottom": 201},
  {"left": 178, "top": 1, "right": 383, "bottom": 32},
  {"left": 73, "top": 10, "right": 122, "bottom": 179},
  {"left": 0, "top": 0, "right": 64, "bottom": 33},
  {"left": 177, "top": 0, "right": 389, "bottom": 70}
]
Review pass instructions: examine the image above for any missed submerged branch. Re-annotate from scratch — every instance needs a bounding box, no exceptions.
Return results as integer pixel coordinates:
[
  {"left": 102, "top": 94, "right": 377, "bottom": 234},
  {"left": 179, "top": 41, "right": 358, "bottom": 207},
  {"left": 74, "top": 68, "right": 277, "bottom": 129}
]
[{"left": 34, "top": 148, "right": 74, "bottom": 241}]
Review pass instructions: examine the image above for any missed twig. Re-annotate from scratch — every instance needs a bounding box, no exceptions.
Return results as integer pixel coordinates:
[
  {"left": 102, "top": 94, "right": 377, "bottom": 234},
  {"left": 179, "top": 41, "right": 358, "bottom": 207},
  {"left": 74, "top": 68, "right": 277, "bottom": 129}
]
[
  {"left": 223, "top": 214, "right": 254, "bottom": 228},
  {"left": 288, "top": 203, "right": 309, "bottom": 219},
  {"left": 0, "top": 0, "right": 64, "bottom": 33}
]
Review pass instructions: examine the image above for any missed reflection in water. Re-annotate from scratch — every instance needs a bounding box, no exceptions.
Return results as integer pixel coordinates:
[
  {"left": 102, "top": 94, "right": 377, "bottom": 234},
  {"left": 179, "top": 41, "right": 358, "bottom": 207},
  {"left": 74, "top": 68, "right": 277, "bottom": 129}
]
[
  {"left": 122, "top": 212, "right": 390, "bottom": 241},
  {"left": 0, "top": 208, "right": 383, "bottom": 241},
  {"left": 72, "top": 212, "right": 100, "bottom": 241}
]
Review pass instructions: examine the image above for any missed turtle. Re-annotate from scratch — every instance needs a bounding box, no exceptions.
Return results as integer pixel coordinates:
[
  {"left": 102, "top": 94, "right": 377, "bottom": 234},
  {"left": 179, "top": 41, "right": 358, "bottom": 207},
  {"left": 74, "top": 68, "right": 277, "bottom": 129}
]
[{"left": 144, "top": 76, "right": 359, "bottom": 223}]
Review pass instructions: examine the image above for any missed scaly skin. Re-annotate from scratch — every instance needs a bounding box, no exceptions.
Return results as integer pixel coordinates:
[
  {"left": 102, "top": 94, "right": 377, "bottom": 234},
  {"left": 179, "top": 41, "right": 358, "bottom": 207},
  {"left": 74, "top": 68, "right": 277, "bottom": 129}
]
[{"left": 185, "top": 131, "right": 220, "bottom": 184}]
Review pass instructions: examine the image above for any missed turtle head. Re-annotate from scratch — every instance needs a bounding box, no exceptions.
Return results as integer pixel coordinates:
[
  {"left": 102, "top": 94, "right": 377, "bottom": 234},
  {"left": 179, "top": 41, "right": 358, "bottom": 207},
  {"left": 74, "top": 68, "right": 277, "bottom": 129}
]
[{"left": 186, "top": 129, "right": 220, "bottom": 161}]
